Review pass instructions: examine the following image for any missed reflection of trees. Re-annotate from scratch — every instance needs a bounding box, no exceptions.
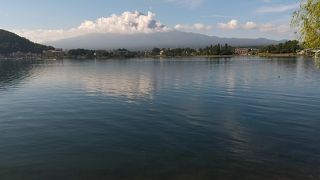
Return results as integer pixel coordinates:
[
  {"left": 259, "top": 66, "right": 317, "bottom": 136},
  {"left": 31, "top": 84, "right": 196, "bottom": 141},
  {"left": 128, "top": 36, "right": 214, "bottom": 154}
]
[
  {"left": 0, "top": 60, "right": 34, "bottom": 89},
  {"left": 314, "top": 59, "right": 320, "bottom": 69}
]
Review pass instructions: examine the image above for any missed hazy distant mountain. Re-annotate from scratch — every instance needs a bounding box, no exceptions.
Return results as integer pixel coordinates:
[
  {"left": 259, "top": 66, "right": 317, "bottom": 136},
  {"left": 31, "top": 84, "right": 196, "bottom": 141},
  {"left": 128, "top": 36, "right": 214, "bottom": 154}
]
[
  {"left": 0, "top": 29, "right": 53, "bottom": 55},
  {"left": 48, "top": 31, "right": 281, "bottom": 50}
]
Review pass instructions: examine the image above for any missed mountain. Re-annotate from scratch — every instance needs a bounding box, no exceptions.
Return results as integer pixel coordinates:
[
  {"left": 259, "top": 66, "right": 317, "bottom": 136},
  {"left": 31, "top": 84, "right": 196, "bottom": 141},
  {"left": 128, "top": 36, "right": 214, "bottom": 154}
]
[
  {"left": 0, "top": 29, "right": 54, "bottom": 55},
  {"left": 48, "top": 31, "right": 281, "bottom": 50}
]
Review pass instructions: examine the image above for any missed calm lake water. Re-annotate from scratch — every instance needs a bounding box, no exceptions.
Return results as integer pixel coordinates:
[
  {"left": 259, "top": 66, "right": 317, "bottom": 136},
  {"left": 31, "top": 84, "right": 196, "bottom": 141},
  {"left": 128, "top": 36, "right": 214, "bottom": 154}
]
[{"left": 0, "top": 57, "right": 320, "bottom": 180}]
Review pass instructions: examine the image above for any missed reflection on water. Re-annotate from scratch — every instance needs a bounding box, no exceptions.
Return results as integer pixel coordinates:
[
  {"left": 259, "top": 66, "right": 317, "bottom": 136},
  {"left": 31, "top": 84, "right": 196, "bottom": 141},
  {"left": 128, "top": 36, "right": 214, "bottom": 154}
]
[
  {"left": 0, "top": 60, "right": 34, "bottom": 89},
  {"left": 0, "top": 57, "right": 320, "bottom": 180},
  {"left": 82, "top": 73, "right": 154, "bottom": 100},
  {"left": 314, "top": 59, "right": 320, "bottom": 69}
]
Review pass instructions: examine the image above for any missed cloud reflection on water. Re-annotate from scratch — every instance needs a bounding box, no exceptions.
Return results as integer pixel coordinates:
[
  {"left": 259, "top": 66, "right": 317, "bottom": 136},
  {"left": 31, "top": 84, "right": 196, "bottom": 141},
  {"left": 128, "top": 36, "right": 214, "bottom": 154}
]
[{"left": 81, "top": 73, "right": 154, "bottom": 101}]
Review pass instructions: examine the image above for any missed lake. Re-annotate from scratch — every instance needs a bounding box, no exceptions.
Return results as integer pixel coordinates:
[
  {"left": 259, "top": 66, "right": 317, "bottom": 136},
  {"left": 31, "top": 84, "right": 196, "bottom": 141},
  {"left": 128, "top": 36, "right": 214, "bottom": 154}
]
[{"left": 0, "top": 57, "right": 320, "bottom": 180}]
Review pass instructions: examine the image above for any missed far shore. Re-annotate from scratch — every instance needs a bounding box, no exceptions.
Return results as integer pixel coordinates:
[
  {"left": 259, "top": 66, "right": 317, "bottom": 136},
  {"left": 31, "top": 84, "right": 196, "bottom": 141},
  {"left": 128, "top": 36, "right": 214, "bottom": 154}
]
[
  {"left": 146, "top": 54, "right": 305, "bottom": 59},
  {"left": 0, "top": 54, "right": 312, "bottom": 61},
  {"left": 258, "top": 53, "right": 302, "bottom": 57}
]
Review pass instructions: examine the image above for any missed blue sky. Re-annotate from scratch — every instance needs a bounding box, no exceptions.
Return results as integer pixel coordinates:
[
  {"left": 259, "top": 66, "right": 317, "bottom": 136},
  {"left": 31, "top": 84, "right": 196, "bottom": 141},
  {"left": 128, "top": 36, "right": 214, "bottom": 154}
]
[{"left": 0, "top": 0, "right": 299, "bottom": 42}]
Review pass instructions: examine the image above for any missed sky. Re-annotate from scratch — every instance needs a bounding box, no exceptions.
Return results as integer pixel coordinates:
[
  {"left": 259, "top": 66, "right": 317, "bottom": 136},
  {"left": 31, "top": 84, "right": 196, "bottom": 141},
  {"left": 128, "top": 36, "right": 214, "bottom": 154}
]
[{"left": 0, "top": 0, "right": 300, "bottom": 42}]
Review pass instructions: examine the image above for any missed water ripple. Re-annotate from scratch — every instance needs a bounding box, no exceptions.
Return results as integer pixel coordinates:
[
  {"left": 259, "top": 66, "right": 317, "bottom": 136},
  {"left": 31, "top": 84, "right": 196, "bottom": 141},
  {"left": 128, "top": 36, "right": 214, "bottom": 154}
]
[{"left": 0, "top": 58, "right": 320, "bottom": 179}]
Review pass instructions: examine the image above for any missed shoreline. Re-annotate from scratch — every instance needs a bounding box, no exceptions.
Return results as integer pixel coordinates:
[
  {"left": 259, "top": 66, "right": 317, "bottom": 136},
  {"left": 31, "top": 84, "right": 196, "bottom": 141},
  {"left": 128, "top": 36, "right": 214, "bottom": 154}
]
[
  {"left": 1, "top": 54, "right": 310, "bottom": 61},
  {"left": 258, "top": 53, "right": 302, "bottom": 57}
]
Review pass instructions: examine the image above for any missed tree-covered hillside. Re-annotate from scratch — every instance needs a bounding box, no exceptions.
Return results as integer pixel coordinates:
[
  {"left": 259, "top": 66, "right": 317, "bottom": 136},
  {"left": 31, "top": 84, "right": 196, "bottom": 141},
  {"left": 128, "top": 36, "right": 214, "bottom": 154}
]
[{"left": 0, "top": 29, "right": 54, "bottom": 55}]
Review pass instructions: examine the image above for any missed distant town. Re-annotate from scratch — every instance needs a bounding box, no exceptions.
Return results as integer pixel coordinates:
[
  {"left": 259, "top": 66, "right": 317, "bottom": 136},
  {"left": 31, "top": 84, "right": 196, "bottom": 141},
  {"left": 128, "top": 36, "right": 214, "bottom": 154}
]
[{"left": 1, "top": 40, "right": 318, "bottom": 60}]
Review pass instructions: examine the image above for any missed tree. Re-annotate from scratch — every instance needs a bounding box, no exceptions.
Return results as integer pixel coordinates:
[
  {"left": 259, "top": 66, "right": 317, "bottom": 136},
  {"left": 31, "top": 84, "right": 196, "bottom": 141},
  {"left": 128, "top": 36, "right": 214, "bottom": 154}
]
[
  {"left": 259, "top": 40, "right": 301, "bottom": 53},
  {"left": 292, "top": 0, "right": 320, "bottom": 49}
]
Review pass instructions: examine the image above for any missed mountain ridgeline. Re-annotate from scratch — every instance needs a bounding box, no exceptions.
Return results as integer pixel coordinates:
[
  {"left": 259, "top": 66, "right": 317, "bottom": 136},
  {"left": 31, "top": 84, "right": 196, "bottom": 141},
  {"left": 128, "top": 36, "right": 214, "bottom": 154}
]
[
  {"left": 0, "top": 29, "right": 54, "bottom": 55},
  {"left": 48, "top": 31, "right": 282, "bottom": 50}
]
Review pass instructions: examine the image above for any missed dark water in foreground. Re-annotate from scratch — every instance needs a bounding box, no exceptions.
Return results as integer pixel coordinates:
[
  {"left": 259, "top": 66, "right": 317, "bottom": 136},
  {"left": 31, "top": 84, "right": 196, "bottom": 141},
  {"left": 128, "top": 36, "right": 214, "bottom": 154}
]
[{"left": 0, "top": 57, "right": 320, "bottom": 180}]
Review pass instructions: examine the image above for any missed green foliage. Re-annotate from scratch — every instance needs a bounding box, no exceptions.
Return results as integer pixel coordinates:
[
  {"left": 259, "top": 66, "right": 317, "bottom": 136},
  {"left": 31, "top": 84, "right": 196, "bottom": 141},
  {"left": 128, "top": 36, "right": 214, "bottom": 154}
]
[
  {"left": 0, "top": 29, "right": 54, "bottom": 55},
  {"left": 67, "top": 49, "right": 96, "bottom": 58},
  {"left": 259, "top": 40, "right": 301, "bottom": 53},
  {"left": 155, "top": 44, "right": 233, "bottom": 57},
  {"left": 66, "top": 49, "right": 139, "bottom": 59},
  {"left": 292, "top": 0, "right": 320, "bottom": 49},
  {"left": 198, "top": 44, "right": 233, "bottom": 55},
  {"left": 151, "top": 48, "right": 161, "bottom": 56},
  {"left": 95, "top": 50, "right": 111, "bottom": 58},
  {"left": 161, "top": 48, "right": 196, "bottom": 56}
]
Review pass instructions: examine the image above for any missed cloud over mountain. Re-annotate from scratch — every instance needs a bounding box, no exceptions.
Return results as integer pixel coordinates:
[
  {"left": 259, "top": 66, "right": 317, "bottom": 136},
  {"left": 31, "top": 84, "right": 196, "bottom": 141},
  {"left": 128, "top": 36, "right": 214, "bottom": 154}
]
[
  {"left": 218, "top": 20, "right": 238, "bottom": 29},
  {"left": 78, "top": 11, "right": 170, "bottom": 33},
  {"left": 174, "top": 23, "right": 212, "bottom": 32},
  {"left": 242, "top": 21, "right": 258, "bottom": 30},
  {"left": 11, "top": 10, "right": 292, "bottom": 44},
  {"left": 13, "top": 11, "right": 171, "bottom": 43},
  {"left": 216, "top": 19, "right": 292, "bottom": 35}
]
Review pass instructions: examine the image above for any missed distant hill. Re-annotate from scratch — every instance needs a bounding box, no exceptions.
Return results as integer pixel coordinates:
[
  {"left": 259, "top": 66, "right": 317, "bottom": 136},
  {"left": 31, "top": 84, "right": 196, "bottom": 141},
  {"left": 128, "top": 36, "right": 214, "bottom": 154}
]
[
  {"left": 48, "top": 31, "right": 282, "bottom": 50},
  {"left": 0, "top": 29, "right": 54, "bottom": 55}
]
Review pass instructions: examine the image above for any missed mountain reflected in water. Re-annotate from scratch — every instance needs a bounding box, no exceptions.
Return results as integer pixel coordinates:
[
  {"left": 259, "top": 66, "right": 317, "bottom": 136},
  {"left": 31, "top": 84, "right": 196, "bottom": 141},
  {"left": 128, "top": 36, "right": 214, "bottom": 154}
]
[{"left": 81, "top": 70, "right": 154, "bottom": 100}]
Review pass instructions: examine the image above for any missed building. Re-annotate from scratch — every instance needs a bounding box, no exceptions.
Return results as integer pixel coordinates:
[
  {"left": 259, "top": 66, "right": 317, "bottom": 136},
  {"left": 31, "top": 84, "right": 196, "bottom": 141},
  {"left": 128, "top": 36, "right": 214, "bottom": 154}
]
[
  {"left": 113, "top": 49, "right": 130, "bottom": 57},
  {"left": 10, "top": 51, "right": 41, "bottom": 60},
  {"left": 160, "top": 50, "right": 165, "bottom": 56},
  {"left": 42, "top": 49, "right": 64, "bottom": 59},
  {"left": 234, "top": 48, "right": 249, "bottom": 56}
]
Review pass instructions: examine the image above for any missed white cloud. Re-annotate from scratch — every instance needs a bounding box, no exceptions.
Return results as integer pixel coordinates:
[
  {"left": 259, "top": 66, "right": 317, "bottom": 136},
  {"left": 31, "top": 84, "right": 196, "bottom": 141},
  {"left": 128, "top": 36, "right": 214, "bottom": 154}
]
[
  {"left": 77, "top": 11, "right": 170, "bottom": 33},
  {"left": 13, "top": 11, "right": 171, "bottom": 43},
  {"left": 259, "top": 23, "right": 291, "bottom": 34},
  {"left": 165, "top": 0, "right": 204, "bottom": 8},
  {"left": 13, "top": 29, "right": 78, "bottom": 43},
  {"left": 215, "top": 19, "right": 291, "bottom": 35},
  {"left": 217, "top": 19, "right": 238, "bottom": 29},
  {"left": 174, "top": 23, "right": 212, "bottom": 31},
  {"left": 242, "top": 21, "right": 258, "bottom": 30},
  {"left": 257, "top": 3, "right": 299, "bottom": 13},
  {"left": 259, "top": 23, "right": 275, "bottom": 32},
  {"left": 11, "top": 10, "right": 294, "bottom": 44}
]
